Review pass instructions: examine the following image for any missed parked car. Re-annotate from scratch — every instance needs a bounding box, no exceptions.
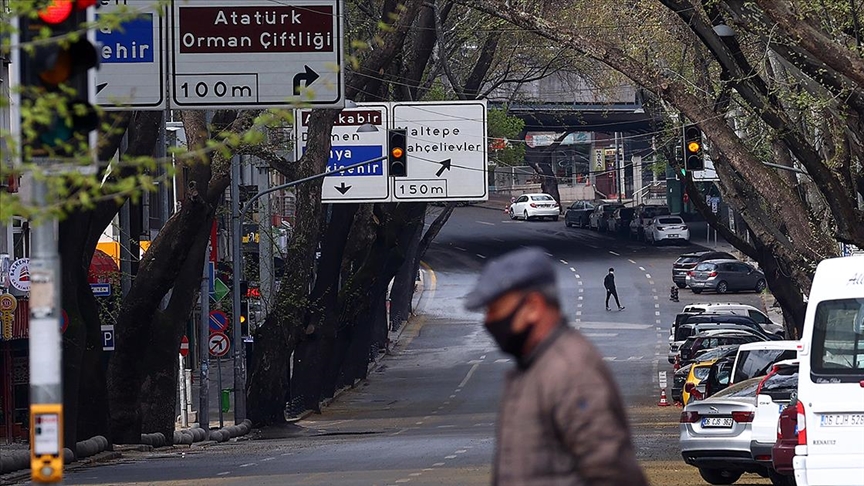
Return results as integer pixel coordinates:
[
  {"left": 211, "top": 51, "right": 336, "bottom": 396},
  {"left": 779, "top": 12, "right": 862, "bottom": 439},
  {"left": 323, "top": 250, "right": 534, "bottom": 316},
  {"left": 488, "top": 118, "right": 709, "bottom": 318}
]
[
  {"left": 672, "top": 251, "right": 737, "bottom": 288},
  {"left": 673, "top": 364, "right": 692, "bottom": 404},
  {"left": 646, "top": 215, "right": 690, "bottom": 245},
  {"left": 680, "top": 345, "right": 741, "bottom": 405},
  {"left": 508, "top": 193, "right": 560, "bottom": 221},
  {"left": 677, "top": 330, "right": 764, "bottom": 367},
  {"left": 629, "top": 204, "right": 670, "bottom": 240},
  {"left": 793, "top": 255, "right": 864, "bottom": 486},
  {"left": 588, "top": 203, "right": 623, "bottom": 231},
  {"left": 689, "top": 259, "right": 768, "bottom": 294},
  {"left": 607, "top": 207, "right": 636, "bottom": 234},
  {"left": 681, "top": 303, "right": 785, "bottom": 336},
  {"left": 563, "top": 200, "right": 595, "bottom": 228},
  {"left": 771, "top": 400, "right": 798, "bottom": 483},
  {"left": 731, "top": 341, "right": 798, "bottom": 385},
  {"left": 680, "top": 377, "right": 767, "bottom": 485},
  {"left": 683, "top": 313, "right": 785, "bottom": 339},
  {"left": 702, "top": 355, "right": 737, "bottom": 398},
  {"left": 750, "top": 360, "right": 798, "bottom": 486},
  {"left": 670, "top": 315, "right": 778, "bottom": 364}
]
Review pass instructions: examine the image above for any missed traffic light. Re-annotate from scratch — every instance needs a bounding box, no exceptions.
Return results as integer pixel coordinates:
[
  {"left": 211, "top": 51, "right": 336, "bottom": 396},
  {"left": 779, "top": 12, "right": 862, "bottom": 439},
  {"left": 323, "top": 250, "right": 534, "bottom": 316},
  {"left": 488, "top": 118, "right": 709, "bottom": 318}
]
[
  {"left": 388, "top": 129, "right": 407, "bottom": 177},
  {"left": 683, "top": 124, "right": 704, "bottom": 172},
  {"left": 240, "top": 300, "right": 249, "bottom": 335},
  {"left": 14, "top": 0, "right": 99, "bottom": 161}
]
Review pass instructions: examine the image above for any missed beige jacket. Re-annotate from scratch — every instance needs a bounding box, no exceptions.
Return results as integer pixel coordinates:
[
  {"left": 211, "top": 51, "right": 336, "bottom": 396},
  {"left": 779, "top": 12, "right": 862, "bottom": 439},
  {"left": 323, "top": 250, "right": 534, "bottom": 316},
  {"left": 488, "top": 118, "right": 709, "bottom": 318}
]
[{"left": 493, "top": 325, "right": 648, "bottom": 486}]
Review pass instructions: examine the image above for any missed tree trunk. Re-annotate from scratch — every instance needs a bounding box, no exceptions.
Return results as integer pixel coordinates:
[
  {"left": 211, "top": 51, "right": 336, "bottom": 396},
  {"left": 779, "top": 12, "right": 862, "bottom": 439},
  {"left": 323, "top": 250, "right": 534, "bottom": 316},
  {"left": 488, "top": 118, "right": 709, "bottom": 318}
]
[{"left": 139, "top": 218, "right": 211, "bottom": 441}]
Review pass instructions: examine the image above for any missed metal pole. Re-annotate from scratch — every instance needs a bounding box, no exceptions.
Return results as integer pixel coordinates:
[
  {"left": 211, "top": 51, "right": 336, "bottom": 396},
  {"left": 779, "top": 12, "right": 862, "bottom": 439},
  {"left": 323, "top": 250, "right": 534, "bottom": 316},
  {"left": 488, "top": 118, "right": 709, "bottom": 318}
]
[
  {"left": 198, "top": 249, "right": 210, "bottom": 431},
  {"left": 230, "top": 156, "right": 245, "bottom": 423},
  {"left": 28, "top": 178, "right": 64, "bottom": 482},
  {"left": 178, "top": 354, "right": 188, "bottom": 428},
  {"left": 614, "top": 132, "right": 622, "bottom": 203},
  {"left": 258, "top": 164, "right": 273, "bottom": 316},
  {"left": 216, "top": 355, "right": 223, "bottom": 428}
]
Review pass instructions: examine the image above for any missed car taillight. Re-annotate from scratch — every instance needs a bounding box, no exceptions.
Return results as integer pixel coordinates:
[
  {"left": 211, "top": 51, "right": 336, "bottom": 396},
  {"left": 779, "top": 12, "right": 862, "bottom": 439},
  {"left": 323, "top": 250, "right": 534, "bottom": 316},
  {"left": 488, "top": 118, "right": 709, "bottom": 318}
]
[
  {"left": 687, "top": 271, "right": 694, "bottom": 277},
  {"left": 732, "top": 411, "right": 755, "bottom": 423},
  {"left": 796, "top": 401, "right": 807, "bottom": 445},
  {"left": 680, "top": 411, "right": 700, "bottom": 423},
  {"left": 708, "top": 271, "right": 717, "bottom": 277},
  {"left": 552, "top": 202, "right": 559, "bottom": 207},
  {"left": 530, "top": 203, "right": 537, "bottom": 208}
]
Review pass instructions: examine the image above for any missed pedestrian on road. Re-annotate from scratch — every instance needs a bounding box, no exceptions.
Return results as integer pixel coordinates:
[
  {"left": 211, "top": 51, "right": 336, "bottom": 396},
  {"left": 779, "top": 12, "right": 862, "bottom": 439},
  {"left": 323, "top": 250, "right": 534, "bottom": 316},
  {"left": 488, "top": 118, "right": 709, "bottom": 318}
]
[
  {"left": 604, "top": 267, "right": 624, "bottom": 311},
  {"left": 465, "top": 247, "right": 648, "bottom": 486}
]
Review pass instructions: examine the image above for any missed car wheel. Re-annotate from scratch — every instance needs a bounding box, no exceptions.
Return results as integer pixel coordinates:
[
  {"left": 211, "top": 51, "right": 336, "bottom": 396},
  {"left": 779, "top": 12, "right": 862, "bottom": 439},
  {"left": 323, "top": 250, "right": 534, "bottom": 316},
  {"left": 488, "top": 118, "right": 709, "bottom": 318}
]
[
  {"left": 717, "top": 281, "right": 729, "bottom": 293},
  {"left": 692, "top": 289, "right": 703, "bottom": 294},
  {"left": 552, "top": 216, "right": 559, "bottom": 222},
  {"left": 676, "top": 282, "right": 686, "bottom": 289},
  {"left": 565, "top": 220, "right": 572, "bottom": 227},
  {"left": 768, "top": 469, "right": 796, "bottom": 486},
  {"left": 698, "top": 468, "right": 742, "bottom": 485},
  {"left": 755, "top": 279, "right": 767, "bottom": 292},
  {"left": 523, "top": 210, "right": 530, "bottom": 221},
  {"left": 509, "top": 208, "right": 517, "bottom": 220}
]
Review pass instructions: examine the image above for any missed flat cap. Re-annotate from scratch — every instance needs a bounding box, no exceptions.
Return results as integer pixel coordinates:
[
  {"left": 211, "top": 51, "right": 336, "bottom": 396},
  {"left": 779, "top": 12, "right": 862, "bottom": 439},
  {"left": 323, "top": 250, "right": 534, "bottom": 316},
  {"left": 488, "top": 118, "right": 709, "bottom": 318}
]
[{"left": 464, "top": 247, "right": 557, "bottom": 311}]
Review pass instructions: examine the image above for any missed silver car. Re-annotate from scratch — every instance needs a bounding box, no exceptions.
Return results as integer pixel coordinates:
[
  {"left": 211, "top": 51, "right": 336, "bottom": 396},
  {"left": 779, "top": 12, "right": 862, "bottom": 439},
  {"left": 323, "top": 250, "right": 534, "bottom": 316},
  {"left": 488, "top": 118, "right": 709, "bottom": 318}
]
[
  {"left": 680, "top": 377, "right": 767, "bottom": 484},
  {"left": 689, "top": 259, "right": 768, "bottom": 294}
]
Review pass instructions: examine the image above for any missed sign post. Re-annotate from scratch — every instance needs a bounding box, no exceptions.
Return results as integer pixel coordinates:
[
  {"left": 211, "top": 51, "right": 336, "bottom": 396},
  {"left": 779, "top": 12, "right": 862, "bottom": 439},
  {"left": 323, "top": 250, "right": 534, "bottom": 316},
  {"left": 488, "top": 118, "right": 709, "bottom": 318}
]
[{"left": 170, "top": 0, "right": 345, "bottom": 109}]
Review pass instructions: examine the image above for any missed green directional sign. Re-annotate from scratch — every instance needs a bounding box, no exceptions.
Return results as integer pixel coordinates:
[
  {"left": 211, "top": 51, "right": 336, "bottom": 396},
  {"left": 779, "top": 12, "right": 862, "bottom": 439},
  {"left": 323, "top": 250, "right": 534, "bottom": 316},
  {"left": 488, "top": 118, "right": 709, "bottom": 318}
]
[{"left": 210, "top": 278, "right": 229, "bottom": 303}]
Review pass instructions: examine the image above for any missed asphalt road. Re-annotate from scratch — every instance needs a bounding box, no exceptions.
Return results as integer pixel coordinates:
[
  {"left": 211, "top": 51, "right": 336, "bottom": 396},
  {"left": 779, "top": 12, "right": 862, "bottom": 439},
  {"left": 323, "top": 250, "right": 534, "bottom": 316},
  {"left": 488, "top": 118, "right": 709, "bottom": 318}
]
[{"left": 54, "top": 206, "right": 772, "bottom": 486}]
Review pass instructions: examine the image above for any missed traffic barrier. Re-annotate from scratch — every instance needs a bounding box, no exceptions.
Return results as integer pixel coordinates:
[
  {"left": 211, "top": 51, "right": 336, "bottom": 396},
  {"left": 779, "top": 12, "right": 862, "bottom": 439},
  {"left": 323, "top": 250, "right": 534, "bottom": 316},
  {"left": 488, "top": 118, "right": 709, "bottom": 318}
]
[{"left": 657, "top": 388, "right": 671, "bottom": 407}]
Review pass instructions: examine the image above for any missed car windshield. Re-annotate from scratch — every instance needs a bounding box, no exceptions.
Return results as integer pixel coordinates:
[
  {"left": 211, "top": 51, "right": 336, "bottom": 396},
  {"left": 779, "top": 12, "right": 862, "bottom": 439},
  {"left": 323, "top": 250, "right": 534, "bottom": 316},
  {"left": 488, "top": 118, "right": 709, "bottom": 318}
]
[
  {"left": 812, "top": 298, "right": 864, "bottom": 374},
  {"left": 733, "top": 349, "right": 797, "bottom": 383},
  {"left": 658, "top": 217, "right": 683, "bottom": 224},
  {"left": 697, "top": 346, "right": 736, "bottom": 362},
  {"left": 676, "top": 256, "right": 701, "bottom": 264},
  {"left": 711, "top": 377, "right": 762, "bottom": 398},
  {"left": 675, "top": 325, "right": 696, "bottom": 342},
  {"left": 530, "top": 195, "right": 554, "bottom": 201},
  {"left": 695, "top": 263, "right": 715, "bottom": 271},
  {"left": 693, "top": 365, "right": 712, "bottom": 381}
]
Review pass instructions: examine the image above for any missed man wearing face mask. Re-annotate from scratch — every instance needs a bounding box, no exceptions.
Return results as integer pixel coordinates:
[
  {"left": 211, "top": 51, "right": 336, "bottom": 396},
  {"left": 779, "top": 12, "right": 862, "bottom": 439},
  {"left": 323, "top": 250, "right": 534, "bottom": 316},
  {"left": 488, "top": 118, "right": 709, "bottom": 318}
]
[{"left": 465, "top": 247, "right": 648, "bottom": 486}]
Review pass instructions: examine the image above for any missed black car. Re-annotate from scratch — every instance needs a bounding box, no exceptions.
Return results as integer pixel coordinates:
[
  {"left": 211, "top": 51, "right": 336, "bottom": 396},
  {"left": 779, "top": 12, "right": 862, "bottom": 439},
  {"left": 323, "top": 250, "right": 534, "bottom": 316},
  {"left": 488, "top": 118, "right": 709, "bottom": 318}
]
[
  {"left": 682, "top": 314, "right": 782, "bottom": 340},
  {"left": 703, "top": 355, "right": 737, "bottom": 398},
  {"left": 678, "top": 331, "right": 764, "bottom": 366},
  {"left": 672, "top": 250, "right": 736, "bottom": 288},
  {"left": 672, "top": 364, "right": 692, "bottom": 403},
  {"left": 564, "top": 200, "right": 595, "bottom": 228}
]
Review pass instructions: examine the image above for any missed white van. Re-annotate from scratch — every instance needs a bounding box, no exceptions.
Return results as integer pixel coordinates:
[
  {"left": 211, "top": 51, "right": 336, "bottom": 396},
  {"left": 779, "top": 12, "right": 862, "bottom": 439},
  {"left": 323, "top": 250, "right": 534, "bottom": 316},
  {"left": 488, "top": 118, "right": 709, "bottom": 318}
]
[{"left": 793, "top": 256, "right": 864, "bottom": 486}]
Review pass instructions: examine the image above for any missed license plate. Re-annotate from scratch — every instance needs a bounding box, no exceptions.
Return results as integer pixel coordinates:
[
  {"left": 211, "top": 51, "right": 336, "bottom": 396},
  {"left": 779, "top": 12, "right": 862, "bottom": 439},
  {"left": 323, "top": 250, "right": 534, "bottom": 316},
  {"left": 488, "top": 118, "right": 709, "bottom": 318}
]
[
  {"left": 820, "top": 413, "right": 864, "bottom": 427},
  {"left": 701, "top": 417, "right": 733, "bottom": 428}
]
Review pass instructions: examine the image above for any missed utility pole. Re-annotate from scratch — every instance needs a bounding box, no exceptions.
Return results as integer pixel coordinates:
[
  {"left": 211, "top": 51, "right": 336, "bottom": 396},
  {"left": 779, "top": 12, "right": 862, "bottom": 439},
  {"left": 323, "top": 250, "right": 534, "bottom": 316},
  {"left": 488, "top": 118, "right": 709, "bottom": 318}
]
[
  {"left": 198, "top": 248, "right": 210, "bottom": 430},
  {"left": 230, "top": 156, "right": 246, "bottom": 422}
]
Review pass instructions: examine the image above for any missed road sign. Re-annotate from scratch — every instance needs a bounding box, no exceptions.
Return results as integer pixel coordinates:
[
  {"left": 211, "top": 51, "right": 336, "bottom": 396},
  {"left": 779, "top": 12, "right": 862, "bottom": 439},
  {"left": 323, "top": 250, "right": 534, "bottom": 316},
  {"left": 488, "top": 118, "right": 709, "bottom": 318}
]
[
  {"left": 391, "top": 101, "right": 488, "bottom": 202},
  {"left": 210, "top": 278, "right": 230, "bottom": 302},
  {"left": 169, "top": 0, "right": 345, "bottom": 109},
  {"left": 9, "top": 258, "right": 30, "bottom": 292},
  {"left": 296, "top": 105, "right": 390, "bottom": 203},
  {"left": 101, "top": 324, "right": 115, "bottom": 351},
  {"left": 179, "top": 335, "right": 190, "bottom": 357},
  {"left": 658, "top": 371, "right": 668, "bottom": 388},
  {"left": 208, "top": 331, "right": 231, "bottom": 357},
  {"left": 90, "top": 283, "right": 112, "bottom": 297},
  {"left": 96, "top": 0, "right": 166, "bottom": 110},
  {"left": 209, "top": 310, "right": 229, "bottom": 333}
]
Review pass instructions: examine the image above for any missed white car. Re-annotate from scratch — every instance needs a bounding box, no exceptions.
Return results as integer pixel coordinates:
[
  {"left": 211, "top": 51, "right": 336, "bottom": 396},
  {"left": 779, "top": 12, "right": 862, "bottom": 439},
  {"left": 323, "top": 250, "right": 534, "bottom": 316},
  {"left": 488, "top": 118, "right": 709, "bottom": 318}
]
[
  {"left": 682, "top": 303, "right": 786, "bottom": 337},
  {"left": 750, "top": 359, "right": 798, "bottom": 483},
  {"left": 646, "top": 215, "right": 690, "bottom": 244},
  {"left": 509, "top": 193, "right": 560, "bottom": 221}
]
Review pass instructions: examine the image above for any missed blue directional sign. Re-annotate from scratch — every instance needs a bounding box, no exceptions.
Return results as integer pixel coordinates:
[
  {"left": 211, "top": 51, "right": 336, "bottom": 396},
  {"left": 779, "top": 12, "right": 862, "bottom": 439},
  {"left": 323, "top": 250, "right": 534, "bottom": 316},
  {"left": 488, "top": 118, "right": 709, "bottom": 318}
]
[
  {"left": 326, "top": 146, "right": 383, "bottom": 176},
  {"left": 95, "top": 1, "right": 165, "bottom": 110}
]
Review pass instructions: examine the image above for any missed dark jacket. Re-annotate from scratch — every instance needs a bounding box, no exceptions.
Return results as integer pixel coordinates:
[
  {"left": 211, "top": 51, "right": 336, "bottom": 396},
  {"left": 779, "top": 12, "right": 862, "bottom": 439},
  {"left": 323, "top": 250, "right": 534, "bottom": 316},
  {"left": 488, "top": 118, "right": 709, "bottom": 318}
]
[
  {"left": 493, "top": 325, "right": 648, "bottom": 486},
  {"left": 603, "top": 273, "right": 616, "bottom": 291}
]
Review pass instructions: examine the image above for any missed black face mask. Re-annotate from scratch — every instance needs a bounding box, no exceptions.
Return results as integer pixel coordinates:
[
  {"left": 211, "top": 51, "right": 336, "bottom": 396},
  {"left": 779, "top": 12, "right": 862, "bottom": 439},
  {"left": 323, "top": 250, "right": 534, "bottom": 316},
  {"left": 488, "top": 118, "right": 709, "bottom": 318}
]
[{"left": 485, "top": 296, "right": 532, "bottom": 357}]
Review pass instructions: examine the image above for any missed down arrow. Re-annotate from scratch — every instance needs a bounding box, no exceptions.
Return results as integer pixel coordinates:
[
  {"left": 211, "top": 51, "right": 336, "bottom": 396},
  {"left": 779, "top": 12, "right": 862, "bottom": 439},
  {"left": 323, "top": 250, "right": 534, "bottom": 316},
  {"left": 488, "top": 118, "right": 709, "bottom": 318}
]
[
  {"left": 435, "top": 159, "right": 452, "bottom": 177},
  {"left": 335, "top": 182, "right": 352, "bottom": 194}
]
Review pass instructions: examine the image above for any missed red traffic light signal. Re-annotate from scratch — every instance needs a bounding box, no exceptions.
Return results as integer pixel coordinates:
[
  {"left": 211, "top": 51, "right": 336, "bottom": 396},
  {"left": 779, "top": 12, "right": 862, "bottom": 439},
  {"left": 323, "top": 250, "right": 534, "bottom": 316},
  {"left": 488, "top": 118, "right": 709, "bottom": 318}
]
[{"left": 16, "top": 0, "right": 99, "bottom": 159}]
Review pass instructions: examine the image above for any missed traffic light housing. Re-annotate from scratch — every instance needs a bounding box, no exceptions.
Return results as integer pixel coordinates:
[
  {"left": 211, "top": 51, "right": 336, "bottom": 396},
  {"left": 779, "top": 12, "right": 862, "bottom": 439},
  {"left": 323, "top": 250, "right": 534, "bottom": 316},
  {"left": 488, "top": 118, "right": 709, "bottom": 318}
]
[
  {"left": 683, "top": 124, "right": 704, "bottom": 172},
  {"left": 388, "top": 129, "right": 407, "bottom": 177},
  {"left": 14, "top": 0, "right": 99, "bottom": 161}
]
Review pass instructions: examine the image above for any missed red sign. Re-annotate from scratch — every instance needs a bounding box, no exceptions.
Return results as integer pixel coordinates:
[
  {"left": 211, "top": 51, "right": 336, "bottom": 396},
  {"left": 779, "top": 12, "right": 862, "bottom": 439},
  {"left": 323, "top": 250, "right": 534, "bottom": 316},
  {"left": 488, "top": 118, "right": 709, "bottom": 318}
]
[
  {"left": 179, "top": 335, "right": 190, "bottom": 357},
  {"left": 178, "top": 6, "right": 335, "bottom": 54}
]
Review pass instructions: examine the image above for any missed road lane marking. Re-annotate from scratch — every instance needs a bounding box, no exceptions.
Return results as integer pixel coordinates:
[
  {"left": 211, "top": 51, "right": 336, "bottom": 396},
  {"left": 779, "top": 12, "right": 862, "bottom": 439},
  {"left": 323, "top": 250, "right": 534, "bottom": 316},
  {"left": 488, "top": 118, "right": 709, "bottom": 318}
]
[
  {"left": 494, "top": 358, "right": 510, "bottom": 363},
  {"left": 582, "top": 333, "right": 619, "bottom": 338},
  {"left": 433, "top": 463, "right": 445, "bottom": 467},
  {"left": 455, "top": 450, "right": 468, "bottom": 454},
  {"left": 645, "top": 273, "right": 652, "bottom": 279},
  {"left": 445, "top": 455, "right": 457, "bottom": 459},
  {"left": 455, "top": 246, "right": 467, "bottom": 251},
  {"left": 476, "top": 221, "right": 495, "bottom": 226},
  {"left": 603, "top": 357, "right": 616, "bottom": 361},
  {"left": 628, "top": 259, "right": 637, "bottom": 264},
  {"left": 639, "top": 266, "right": 645, "bottom": 271},
  {"left": 467, "top": 359, "right": 482, "bottom": 364},
  {"left": 239, "top": 463, "right": 257, "bottom": 468},
  {"left": 438, "top": 425, "right": 455, "bottom": 429},
  {"left": 395, "top": 480, "right": 412, "bottom": 484},
  {"left": 476, "top": 254, "right": 487, "bottom": 259},
  {"left": 578, "top": 281, "right": 583, "bottom": 285},
  {"left": 480, "top": 355, "right": 486, "bottom": 359},
  {"left": 649, "top": 280, "right": 654, "bottom": 285},
  {"left": 570, "top": 267, "right": 576, "bottom": 272},
  {"left": 627, "top": 356, "right": 644, "bottom": 361},
  {"left": 544, "top": 252, "right": 554, "bottom": 257},
  {"left": 560, "top": 259, "right": 569, "bottom": 264},
  {"left": 217, "top": 472, "right": 230, "bottom": 476},
  {"left": 575, "top": 274, "right": 581, "bottom": 279},
  {"left": 492, "top": 237, "right": 504, "bottom": 242},
  {"left": 410, "top": 472, "right": 422, "bottom": 477},
  {"left": 655, "top": 304, "right": 660, "bottom": 308},
  {"left": 609, "top": 251, "right": 620, "bottom": 256},
  {"left": 459, "top": 362, "right": 480, "bottom": 388},
  {"left": 576, "top": 311, "right": 582, "bottom": 316},
  {"left": 655, "top": 311, "right": 661, "bottom": 316},
  {"left": 449, "top": 394, "right": 456, "bottom": 398}
]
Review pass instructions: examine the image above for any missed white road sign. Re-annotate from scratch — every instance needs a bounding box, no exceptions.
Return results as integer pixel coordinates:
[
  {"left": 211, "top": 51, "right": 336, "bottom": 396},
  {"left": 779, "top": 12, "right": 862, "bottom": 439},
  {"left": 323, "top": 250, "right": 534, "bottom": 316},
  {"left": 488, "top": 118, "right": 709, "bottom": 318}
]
[
  {"left": 208, "top": 331, "right": 231, "bottom": 357},
  {"left": 296, "top": 105, "right": 390, "bottom": 203},
  {"left": 391, "top": 101, "right": 488, "bottom": 202},
  {"left": 96, "top": 0, "right": 166, "bottom": 110},
  {"left": 170, "top": 0, "right": 345, "bottom": 109}
]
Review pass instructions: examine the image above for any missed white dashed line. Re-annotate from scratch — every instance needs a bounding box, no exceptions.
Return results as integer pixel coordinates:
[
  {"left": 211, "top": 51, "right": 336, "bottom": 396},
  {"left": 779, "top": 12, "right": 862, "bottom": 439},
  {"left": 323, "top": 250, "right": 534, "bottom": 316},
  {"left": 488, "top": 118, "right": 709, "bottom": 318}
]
[
  {"left": 395, "top": 480, "right": 412, "bottom": 484},
  {"left": 639, "top": 266, "right": 646, "bottom": 271},
  {"left": 476, "top": 221, "right": 495, "bottom": 226},
  {"left": 456, "top": 450, "right": 468, "bottom": 454},
  {"left": 655, "top": 311, "right": 661, "bottom": 316},
  {"left": 433, "top": 463, "right": 445, "bottom": 467},
  {"left": 609, "top": 251, "right": 620, "bottom": 256},
  {"left": 578, "top": 288, "right": 584, "bottom": 293},
  {"left": 459, "top": 362, "right": 480, "bottom": 388},
  {"left": 578, "top": 281, "right": 583, "bottom": 286},
  {"left": 480, "top": 355, "right": 487, "bottom": 360},
  {"left": 575, "top": 274, "right": 581, "bottom": 279},
  {"left": 449, "top": 395, "right": 456, "bottom": 398},
  {"left": 649, "top": 281, "right": 654, "bottom": 285},
  {"left": 444, "top": 401, "right": 451, "bottom": 405},
  {"left": 476, "top": 254, "right": 487, "bottom": 259},
  {"left": 445, "top": 455, "right": 458, "bottom": 459},
  {"left": 545, "top": 252, "right": 554, "bottom": 257},
  {"left": 494, "top": 358, "right": 510, "bottom": 363},
  {"left": 628, "top": 259, "right": 637, "bottom": 264},
  {"left": 261, "top": 457, "right": 275, "bottom": 462},
  {"left": 455, "top": 247, "right": 467, "bottom": 252},
  {"left": 416, "top": 421, "right": 424, "bottom": 425},
  {"left": 570, "top": 267, "right": 576, "bottom": 272},
  {"left": 239, "top": 463, "right": 257, "bottom": 468},
  {"left": 645, "top": 273, "right": 652, "bottom": 279},
  {"left": 410, "top": 472, "right": 422, "bottom": 477},
  {"left": 217, "top": 472, "right": 230, "bottom": 476},
  {"left": 492, "top": 237, "right": 504, "bottom": 242},
  {"left": 467, "top": 359, "right": 482, "bottom": 364},
  {"left": 655, "top": 304, "right": 660, "bottom": 308},
  {"left": 656, "top": 327, "right": 662, "bottom": 331},
  {"left": 560, "top": 259, "right": 569, "bottom": 264},
  {"left": 578, "top": 296, "right": 583, "bottom": 300},
  {"left": 603, "top": 357, "right": 616, "bottom": 361},
  {"left": 654, "top": 295, "right": 658, "bottom": 300}
]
